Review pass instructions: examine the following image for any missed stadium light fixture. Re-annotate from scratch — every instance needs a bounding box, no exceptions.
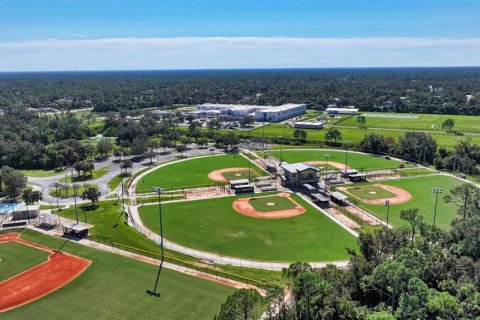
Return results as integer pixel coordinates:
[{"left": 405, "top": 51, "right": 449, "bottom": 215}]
[
  {"left": 384, "top": 199, "right": 390, "bottom": 228},
  {"left": 432, "top": 188, "right": 442, "bottom": 226}
]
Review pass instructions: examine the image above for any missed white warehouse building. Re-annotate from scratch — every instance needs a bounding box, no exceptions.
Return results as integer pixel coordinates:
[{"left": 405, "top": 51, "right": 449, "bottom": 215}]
[
  {"left": 195, "top": 103, "right": 306, "bottom": 122},
  {"left": 255, "top": 103, "right": 306, "bottom": 122}
]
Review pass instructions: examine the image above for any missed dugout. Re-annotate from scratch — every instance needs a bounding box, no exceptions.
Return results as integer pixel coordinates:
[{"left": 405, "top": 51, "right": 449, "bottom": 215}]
[
  {"left": 311, "top": 193, "right": 330, "bottom": 204},
  {"left": 62, "top": 223, "right": 91, "bottom": 238},
  {"left": 341, "top": 169, "right": 359, "bottom": 178},
  {"left": 330, "top": 191, "right": 348, "bottom": 205},
  {"left": 349, "top": 173, "right": 367, "bottom": 182}
]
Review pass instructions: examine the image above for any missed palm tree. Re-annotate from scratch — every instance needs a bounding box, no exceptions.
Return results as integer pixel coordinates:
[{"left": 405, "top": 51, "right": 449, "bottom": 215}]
[
  {"left": 441, "top": 119, "right": 455, "bottom": 133},
  {"left": 356, "top": 115, "right": 367, "bottom": 128}
]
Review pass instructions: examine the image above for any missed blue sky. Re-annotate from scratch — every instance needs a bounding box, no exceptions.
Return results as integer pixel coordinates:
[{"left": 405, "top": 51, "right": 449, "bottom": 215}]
[{"left": 0, "top": 1, "right": 479, "bottom": 71}]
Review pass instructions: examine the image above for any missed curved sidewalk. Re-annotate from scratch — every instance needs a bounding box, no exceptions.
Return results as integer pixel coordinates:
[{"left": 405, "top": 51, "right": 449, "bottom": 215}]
[{"left": 127, "top": 204, "right": 350, "bottom": 271}]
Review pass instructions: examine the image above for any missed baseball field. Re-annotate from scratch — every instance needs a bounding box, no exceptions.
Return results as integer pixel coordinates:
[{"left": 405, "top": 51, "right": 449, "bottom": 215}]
[
  {"left": 337, "top": 174, "right": 464, "bottom": 229},
  {"left": 1, "top": 230, "right": 233, "bottom": 319},
  {"left": 137, "top": 154, "right": 264, "bottom": 192},
  {"left": 139, "top": 193, "right": 358, "bottom": 262},
  {"left": 268, "top": 149, "right": 406, "bottom": 171}
]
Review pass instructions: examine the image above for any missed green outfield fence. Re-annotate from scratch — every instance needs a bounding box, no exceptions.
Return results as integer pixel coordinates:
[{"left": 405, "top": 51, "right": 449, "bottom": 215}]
[{"left": 86, "top": 233, "right": 276, "bottom": 290}]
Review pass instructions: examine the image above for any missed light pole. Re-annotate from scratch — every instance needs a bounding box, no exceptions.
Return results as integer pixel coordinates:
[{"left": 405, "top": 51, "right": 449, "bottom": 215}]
[
  {"left": 344, "top": 142, "right": 350, "bottom": 177},
  {"left": 432, "top": 188, "right": 442, "bottom": 226},
  {"left": 384, "top": 200, "right": 390, "bottom": 228},
  {"left": 324, "top": 154, "right": 330, "bottom": 188},
  {"left": 147, "top": 186, "right": 164, "bottom": 297},
  {"left": 278, "top": 135, "right": 284, "bottom": 162},
  {"left": 71, "top": 168, "right": 79, "bottom": 225}
]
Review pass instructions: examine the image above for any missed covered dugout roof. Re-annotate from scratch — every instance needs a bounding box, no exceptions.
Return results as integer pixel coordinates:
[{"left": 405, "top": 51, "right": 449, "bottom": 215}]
[
  {"left": 311, "top": 193, "right": 329, "bottom": 202},
  {"left": 63, "top": 223, "right": 91, "bottom": 232},
  {"left": 330, "top": 191, "right": 348, "bottom": 201},
  {"left": 229, "top": 178, "right": 250, "bottom": 186}
]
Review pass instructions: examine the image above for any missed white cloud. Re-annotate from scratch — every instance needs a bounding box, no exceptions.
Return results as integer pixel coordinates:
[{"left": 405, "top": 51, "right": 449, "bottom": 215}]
[{"left": 1, "top": 37, "right": 479, "bottom": 71}]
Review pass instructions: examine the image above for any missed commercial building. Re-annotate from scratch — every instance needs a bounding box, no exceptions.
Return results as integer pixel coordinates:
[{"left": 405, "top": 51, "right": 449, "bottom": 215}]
[
  {"left": 279, "top": 162, "right": 319, "bottom": 188},
  {"left": 293, "top": 121, "right": 324, "bottom": 130},
  {"left": 193, "top": 103, "right": 306, "bottom": 122},
  {"left": 326, "top": 106, "right": 359, "bottom": 116},
  {"left": 255, "top": 104, "right": 306, "bottom": 122}
]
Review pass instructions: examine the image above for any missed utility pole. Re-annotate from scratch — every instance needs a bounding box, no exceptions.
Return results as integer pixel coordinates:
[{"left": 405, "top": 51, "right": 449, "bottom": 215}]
[
  {"left": 432, "top": 188, "right": 442, "bottom": 226},
  {"left": 147, "top": 187, "right": 164, "bottom": 297}
]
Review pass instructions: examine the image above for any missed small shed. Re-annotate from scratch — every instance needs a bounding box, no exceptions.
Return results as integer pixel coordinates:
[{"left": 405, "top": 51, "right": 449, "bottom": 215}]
[{"left": 62, "top": 223, "right": 91, "bottom": 238}]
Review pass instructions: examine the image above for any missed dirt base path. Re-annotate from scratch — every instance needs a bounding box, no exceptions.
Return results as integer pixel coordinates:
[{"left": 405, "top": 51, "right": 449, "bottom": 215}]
[
  {"left": 306, "top": 161, "right": 350, "bottom": 170},
  {"left": 339, "top": 184, "right": 412, "bottom": 205},
  {"left": 232, "top": 193, "right": 306, "bottom": 219},
  {"left": 208, "top": 167, "right": 253, "bottom": 182},
  {"left": 0, "top": 233, "right": 90, "bottom": 313}
]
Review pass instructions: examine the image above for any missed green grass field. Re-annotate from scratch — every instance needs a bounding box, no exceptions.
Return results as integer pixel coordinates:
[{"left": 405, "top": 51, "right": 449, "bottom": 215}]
[
  {"left": 337, "top": 112, "right": 480, "bottom": 133},
  {"left": 107, "top": 174, "right": 125, "bottom": 190},
  {"left": 139, "top": 193, "right": 358, "bottom": 262},
  {"left": 248, "top": 123, "right": 480, "bottom": 149},
  {"left": 268, "top": 149, "right": 405, "bottom": 171},
  {"left": 59, "top": 165, "right": 112, "bottom": 183},
  {"left": 3, "top": 230, "right": 233, "bottom": 320},
  {"left": 48, "top": 184, "right": 99, "bottom": 198},
  {"left": 249, "top": 195, "right": 297, "bottom": 212},
  {"left": 0, "top": 241, "right": 50, "bottom": 282},
  {"left": 54, "top": 200, "right": 159, "bottom": 252},
  {"left": 221, "top": 169, "right": 260, "bottom": 181},
  {"left": 138, "top": 154, "right": 265, "bottom": 192},
  {"left": 344, "top": 185, "right": 396, "bottom": 200},
  {"left": 19, "top": 168, "right": 66, "bottom": 177},
  {"left": 338, "top": 175, "right": 464, "bottom": 230}
]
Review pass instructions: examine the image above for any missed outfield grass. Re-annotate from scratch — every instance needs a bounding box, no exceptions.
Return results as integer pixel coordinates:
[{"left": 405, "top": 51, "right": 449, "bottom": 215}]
[
  {"left": 4, "top": 230, "right": 233, "bottom": 320},
  {"left": 339, "top": 175, "right": 464, "bottom": 230},
  {"left": 268, "top": 149, "right": 404, "bottom": 170},
  {"left": 139, "top": 193, "right": 358, "bottom": 262},
  {"left": 221, "top": 169, "right": 259, "bottom": 181},
  {"left": 107, "top": 174, "right": 125, "bottom": 190},
  {"left": 337, "top": 112, "right": 480, "bottom": 133},
  {"left": 0, "top": 242, "right": 50, "bottom": 282},
  {"left": 249, "top": 196, "right": 297, "bottom": 212},
  {"left": 19, "top": 168, "right": 66, "bottom": 177},
  {"left": 138, "top": 154, "right": 265, "bottom": 192},
  {"left": 48, "top": 184, "right": 99, "bottom": 198},
  {"left": 344, "top": 185, "right": 396, "bottom": 200},
  {"left": 54, "top": 200, "right": 159, "bottom": 252}
]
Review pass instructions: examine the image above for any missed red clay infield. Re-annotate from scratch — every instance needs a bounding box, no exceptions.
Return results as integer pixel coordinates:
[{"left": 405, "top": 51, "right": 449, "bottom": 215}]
[
  {"left": 232, "top": 192, "right": 306, "bottom": 219},
  {"left": 0, "top": 233, "right": 91, "bottom": 313}
]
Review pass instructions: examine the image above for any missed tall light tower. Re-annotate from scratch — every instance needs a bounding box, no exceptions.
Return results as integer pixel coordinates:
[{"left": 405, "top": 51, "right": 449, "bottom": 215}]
[
  {"left": 71, "top": 168, "right": 79, "bottom": 225},
  {"left": 384, "top": 199, "right": 390, "bottom": 228},
  {"left": 432, "top": 188, "right": 442, "bottom": 226},
  {"left": 147, "top": 186, "right": 164, "bottom": 297},
  {"left": 324, "top": 154, "right": 330, "bottom": 188}
]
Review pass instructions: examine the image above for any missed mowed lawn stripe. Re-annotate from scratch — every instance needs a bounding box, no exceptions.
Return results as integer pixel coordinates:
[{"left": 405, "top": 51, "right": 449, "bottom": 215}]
[
  {"left": 4, "top": 230, "right": 233, "bottom": 320},
  {"left": 0, "top": 242, "right": 50, "bottom": 282},
  {"left": 339, "top": 175, "right": 464, "bottom": 230},
  {"left": 138, "top": 154, "right": 265, "bottom": 192},
  {"left": 139, "top": 194, "right": 358, "bottom": 262},
  {"left": 268, "top": 150, "right": 404, "bottom": 171}
]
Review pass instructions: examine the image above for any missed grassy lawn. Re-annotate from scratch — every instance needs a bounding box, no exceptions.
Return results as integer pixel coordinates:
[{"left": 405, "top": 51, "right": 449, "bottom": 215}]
[
  {"left": 338, "top": 175, "right": 464, "bottom": 230},
  {"left": 221, "top": 169, "right": 259, "bottom": 181},
  {"left": 247, "top": 123, "right": 480, "bottom": 149},
  {"left": 59, "top": 165, "right": 112, "bottom": 183},
  {"left": 107, "top": 174, "right": 125, "bottom": 190},
  {"left": 19, "top": 168, "right": 66, "bottom": 177},
  {"left": 337, "top": 112, "right": 480, "bottom": 133},
  {"left": 3, "top": 230, "right": 233, "bottom": 320},
  {"left": 268, "top": 149, "right": 405, "bottom": 171},
  {"left": 54, "top": 200, "right": 159, "bottom": 252},
  {"left": 138, "top": 154, "right": 265, "bottom": 192},
  {"left": 249, "top": 195, "right": 297, "bottom": 212},
  {"left": 48, "top": 184, "right": 99, "bottom": 198},
  {"left": 0, "top": 241, "right": 50, "bottom": 282},
  {"left": 139, "top": 193, "right": 358, "bottom": 262},
  {"left": 343, "top": 185, "right": 395, "bottom": 200}
]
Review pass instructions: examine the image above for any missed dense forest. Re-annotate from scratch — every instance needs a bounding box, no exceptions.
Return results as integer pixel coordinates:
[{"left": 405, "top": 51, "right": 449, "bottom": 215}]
[{"left": 1, "top": 68, "right": 480, "bottom": 114}]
